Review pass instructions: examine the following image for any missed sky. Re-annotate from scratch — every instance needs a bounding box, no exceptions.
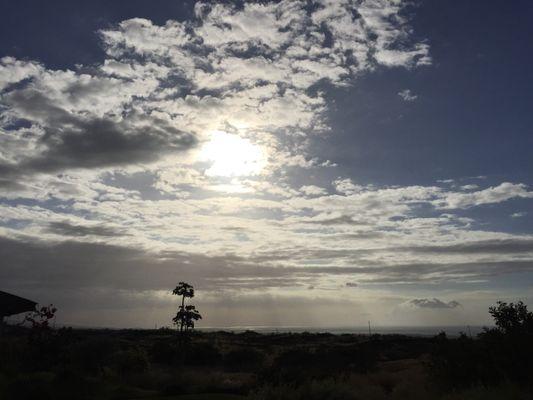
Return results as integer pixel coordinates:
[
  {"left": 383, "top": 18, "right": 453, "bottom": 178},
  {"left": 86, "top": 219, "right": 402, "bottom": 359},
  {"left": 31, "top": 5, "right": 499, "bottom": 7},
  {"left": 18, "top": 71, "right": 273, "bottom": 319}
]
[{"left": 1, "top": 0, "right": 532, "bottom": 329}]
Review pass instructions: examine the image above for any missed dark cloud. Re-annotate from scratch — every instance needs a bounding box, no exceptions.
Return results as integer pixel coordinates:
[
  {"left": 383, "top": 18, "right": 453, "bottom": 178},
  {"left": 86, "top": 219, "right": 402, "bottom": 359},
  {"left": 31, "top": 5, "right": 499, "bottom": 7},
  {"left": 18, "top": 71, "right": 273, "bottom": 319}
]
[
  {"left": 304, "top": 215, "right": 368, "bottom": 226},
  {"left": 402, "top": 238, "right": 533, "bottom": 255},
  {"left": 336, "top": 232, "right": 384, "bottom": 240},
  {"left": 352, "top": 260, "right": 533, "bottom": 284},
  {"left": 0, "top": 236, "right": 308, "bottom": 294},
  {"left": 407, "top": 298, "right": 462, "bottom": 309},
  {"left": 268, "top": 237, "right": 533, "bottom": 266},
  {"left": 3, "top": 235, "right": 533, "bottom": 301},
  {"left": 1, "top": 233, "right": 532, "bottom": 328},
  {"left": 0, "top": 178, "right": 26, "bottom": 190},
  {"left": 46, "top": 221, "right": 125, "bottom": 237},
  {"left": 1, "top": 90, "right": 197, "bottom": 176}
]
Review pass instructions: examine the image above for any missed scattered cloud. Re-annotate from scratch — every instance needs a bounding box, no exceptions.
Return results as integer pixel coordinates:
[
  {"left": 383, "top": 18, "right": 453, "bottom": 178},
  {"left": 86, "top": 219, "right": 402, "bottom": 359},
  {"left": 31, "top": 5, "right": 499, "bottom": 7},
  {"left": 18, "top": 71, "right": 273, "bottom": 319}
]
[
  {"left": 461, "top": 184, "right": 479, "bottom": 190},
  {"left": 435, "top": 183, "right": 533, "bottom": 209},
  {"left": 398, "top": 89, "right": 418, "bottom": 101},
  {"left": 300, "top": 185, "right": 328, "bottom": 196}
]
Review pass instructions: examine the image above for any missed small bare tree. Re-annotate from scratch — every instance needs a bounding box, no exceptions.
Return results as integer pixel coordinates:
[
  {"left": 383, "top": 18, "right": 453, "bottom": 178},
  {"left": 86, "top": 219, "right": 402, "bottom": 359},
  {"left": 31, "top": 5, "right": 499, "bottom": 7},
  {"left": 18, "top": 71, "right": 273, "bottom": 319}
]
[{"left": 172, "top": 282, "right": 202, "bottom": 335}]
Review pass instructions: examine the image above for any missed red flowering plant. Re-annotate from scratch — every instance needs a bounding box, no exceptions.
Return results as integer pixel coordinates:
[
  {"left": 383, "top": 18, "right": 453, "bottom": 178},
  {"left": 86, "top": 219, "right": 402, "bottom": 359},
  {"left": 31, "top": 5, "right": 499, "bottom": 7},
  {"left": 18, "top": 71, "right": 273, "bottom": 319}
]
[{"left": 24, "top": 304, "right": 57, "bottom": 330}]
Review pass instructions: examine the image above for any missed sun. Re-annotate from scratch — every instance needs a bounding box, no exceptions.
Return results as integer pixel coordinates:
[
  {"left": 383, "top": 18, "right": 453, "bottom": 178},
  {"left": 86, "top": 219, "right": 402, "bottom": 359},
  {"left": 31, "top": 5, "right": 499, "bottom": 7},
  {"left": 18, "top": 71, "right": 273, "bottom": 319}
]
[{"left": 199, "top": 131, "right": 267, "bottom": 177}]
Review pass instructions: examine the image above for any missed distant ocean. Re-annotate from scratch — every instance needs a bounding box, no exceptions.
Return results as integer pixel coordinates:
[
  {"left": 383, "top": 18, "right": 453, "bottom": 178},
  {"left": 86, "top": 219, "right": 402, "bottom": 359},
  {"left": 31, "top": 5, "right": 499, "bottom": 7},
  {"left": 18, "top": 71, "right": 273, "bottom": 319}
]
[{"left": 199, "top": 325, "right": 490, "bottom": 337}]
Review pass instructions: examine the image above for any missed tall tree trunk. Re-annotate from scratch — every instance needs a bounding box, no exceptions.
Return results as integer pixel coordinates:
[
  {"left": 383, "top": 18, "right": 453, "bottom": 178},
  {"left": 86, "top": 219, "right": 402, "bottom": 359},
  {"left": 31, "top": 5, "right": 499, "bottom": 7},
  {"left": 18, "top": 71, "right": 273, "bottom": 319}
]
[{"left": 180, "top": 295, "right": 185, "bottom": 333}]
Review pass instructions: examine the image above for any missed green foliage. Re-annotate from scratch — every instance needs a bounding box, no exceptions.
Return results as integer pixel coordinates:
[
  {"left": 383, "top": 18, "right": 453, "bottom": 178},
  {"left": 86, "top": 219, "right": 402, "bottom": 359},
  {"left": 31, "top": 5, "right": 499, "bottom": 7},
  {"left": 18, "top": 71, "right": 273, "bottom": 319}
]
[
  {"left": 489, "top": 301, "right": 533, "bottom": 335},
  {"left": 150, "top": 340, "right": 179, "bottom": 364},
  {"left": 429, "top": 333, "right": 498, "bottom": 389},
  {"left": 173, "top": 304, "right": 202, "bottom": 331},
  {"left": 68, "top": 337, "right": 117, "bottom": 374},
  {"left": 3, "top": 372, "right": 56, "bottom": 400},
  {"left": 185, "top": 343, "right": 222, "bottom": 366},
  {"left": 2, "top": 303, "right": 532, "bottom": 400},
  {"left": 268, "top": 344, "right": 378, "bottom": 384},
  {"left": 111, "top": 347, "right": 150, "bottom": 374},
  {"left": 430, "top": 301, "right": 533, "bottom": 390},
  {"left": 224, "top": 348, "right": 265, "bottom": 371},
  {"left": 173, "top": 282, "right": 195, "bottom": 299},
  {"left": 251, "top": 379, "right": 360, "bottom": 400},
  {"left": 172, "top": 282, "right": 202, "bottom": 333},
  {"left": 440, "top": 383, "right": 531, "bottom": 400}
]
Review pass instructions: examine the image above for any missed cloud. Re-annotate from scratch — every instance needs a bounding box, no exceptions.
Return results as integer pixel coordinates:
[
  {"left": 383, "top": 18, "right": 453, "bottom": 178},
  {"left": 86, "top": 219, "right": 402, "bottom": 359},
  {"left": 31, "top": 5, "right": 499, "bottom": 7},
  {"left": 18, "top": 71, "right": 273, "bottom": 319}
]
[
  {"left": 2, "top": 234, "right": 533, "bottom": 296},
  {"left": 435, "top": 182, "right": 533, "bottom": 209},
  {"left": 1, "top": 0, "right": 431, "bottom": 179},
  {"left": 406, "top": 298, "right": 462, "bottom": 309},
  {"left": 398, "top": 89, "right": 418, "bottom": 101},
  {"left": 300, "top": 185, "right": 328, "bottom": 196},
  {"left": 1, "top": 90, "right": 196, "bottom": 177},
  {"left": 0, "top": 57, "right": 42, "bottom": 91},
  {"left": 45, "top": 221, "right": 125, "bottom": 237},
  {"left": 333, "top": 178, "right": 364, "bottom": 195},
  {"left": 460, "top": 184, "right": 479, "bottom": 190},
  {"left": 400, "top": 238, "right": 533, "bottom": 255},
  {"left": 0, "top": 235, "right": 291, "bottom": 293},
  {"left": 303, "top": 214, "right": 368, "bottom": 226}
]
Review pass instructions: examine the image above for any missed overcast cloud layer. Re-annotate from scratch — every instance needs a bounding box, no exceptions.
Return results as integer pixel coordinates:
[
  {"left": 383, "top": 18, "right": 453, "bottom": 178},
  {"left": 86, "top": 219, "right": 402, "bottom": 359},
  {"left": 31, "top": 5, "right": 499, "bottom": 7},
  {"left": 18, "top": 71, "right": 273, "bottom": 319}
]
[{"left": 1, "top": 0, "right": 532, "bottom": 328}]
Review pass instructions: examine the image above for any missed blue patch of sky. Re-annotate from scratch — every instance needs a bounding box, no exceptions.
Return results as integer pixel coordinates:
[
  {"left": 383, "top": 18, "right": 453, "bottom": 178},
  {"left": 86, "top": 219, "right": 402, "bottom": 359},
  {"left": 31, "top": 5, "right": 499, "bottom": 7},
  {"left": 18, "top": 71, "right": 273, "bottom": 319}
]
[
  {"left": 0, "top": 0, "right": 195, "bottom": 69},
  {"left": 314, "top": 0, "right": 533, "bottom": 186}
]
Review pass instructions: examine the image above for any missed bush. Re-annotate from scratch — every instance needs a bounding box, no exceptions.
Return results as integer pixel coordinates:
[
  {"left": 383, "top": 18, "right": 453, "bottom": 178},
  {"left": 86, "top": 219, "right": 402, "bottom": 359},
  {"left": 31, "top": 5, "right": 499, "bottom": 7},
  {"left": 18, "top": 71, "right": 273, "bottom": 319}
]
[
  {"left": 3, "top": 372, "right": 55, "bottom": 400},
  {"left": 0, "top": 337, "right": 30, "bottom": 373},
  {"left": 268, "top": 344, "right": 377, "bottom": 384},
  {"left": 150, "top": 340, "right": 178, "bottom": 364},
  {"left": 185, "top": 342, "right": 223, "bottom": 366},
  {"left": 224, "top": 348, "right": 265, "bottom": 371},
  {"left": 111, "top": 347, "right": 150, "bottom": 375},
  {"left": 440, "top": 383, "right": 531, "bottom": 400},
  {"left": 69, "top": 337, "right": 117, "bottom": 374},
  {"left": 251, "top": 379, "right": 362, "bottom": 400},
  {"left": 430, "top": 302, "right": 533, "bottom": 390}
]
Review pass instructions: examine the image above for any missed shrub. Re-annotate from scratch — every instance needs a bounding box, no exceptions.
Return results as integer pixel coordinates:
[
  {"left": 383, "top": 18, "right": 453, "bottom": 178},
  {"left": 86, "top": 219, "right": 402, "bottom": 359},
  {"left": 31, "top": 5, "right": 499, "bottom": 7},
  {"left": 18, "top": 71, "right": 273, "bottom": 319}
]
[
  {"left": 251, "top": 379, "right": 364, "bottom": 400},
  {"left": 185, "top": 342, "right": 223, "bottom": 366},
  {"left": 430, "top": 302, "right": 533, "bottom": 390},
  {"left": 150, "top": 340, "right": 178, "bottom": 364},
  {"left": 3, "top": 372, "right": 55, "bottom": 400},
  {"left": 224, "top": 348, "right": 265, "bottom": 371},
  {"left": 68, "top": 337, "right": 117, "bottom": 374},
  {"left": 111, "top": 347, "right": 149, "bottom": 375}
]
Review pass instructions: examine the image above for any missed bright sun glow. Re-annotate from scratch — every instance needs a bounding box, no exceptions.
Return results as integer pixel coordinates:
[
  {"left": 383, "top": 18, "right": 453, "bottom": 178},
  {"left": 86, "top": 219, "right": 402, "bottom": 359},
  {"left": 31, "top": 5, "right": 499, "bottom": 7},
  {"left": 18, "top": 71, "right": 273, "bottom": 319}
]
[{"left": 199, "top": 131, "right": 267, "bottom": 177}]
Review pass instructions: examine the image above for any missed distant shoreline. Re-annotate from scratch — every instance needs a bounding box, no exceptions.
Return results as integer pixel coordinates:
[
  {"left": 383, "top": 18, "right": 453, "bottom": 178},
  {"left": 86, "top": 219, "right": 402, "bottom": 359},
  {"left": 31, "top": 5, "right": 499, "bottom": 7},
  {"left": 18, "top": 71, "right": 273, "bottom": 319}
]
[
  {"left": 6, "top": 322, "right": 491, "bottom": 337},
  {"left": 197, "top": 325, "right": 489, "bottom": 337}
]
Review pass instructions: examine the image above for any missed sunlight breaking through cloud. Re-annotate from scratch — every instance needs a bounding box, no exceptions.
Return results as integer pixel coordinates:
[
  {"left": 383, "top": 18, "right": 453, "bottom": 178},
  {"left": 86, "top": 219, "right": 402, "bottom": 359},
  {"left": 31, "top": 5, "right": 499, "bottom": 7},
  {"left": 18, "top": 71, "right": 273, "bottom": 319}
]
[{"left": 199, "top": 131, "right": 267, "bottom": 177}]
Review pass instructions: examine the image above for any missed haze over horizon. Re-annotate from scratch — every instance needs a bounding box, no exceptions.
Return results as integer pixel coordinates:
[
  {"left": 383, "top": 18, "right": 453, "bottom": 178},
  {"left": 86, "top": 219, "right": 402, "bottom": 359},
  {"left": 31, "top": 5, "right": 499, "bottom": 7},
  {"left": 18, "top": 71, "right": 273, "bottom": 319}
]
[{"left": 1, "top": 0, "right": 532, "bottom": 329}]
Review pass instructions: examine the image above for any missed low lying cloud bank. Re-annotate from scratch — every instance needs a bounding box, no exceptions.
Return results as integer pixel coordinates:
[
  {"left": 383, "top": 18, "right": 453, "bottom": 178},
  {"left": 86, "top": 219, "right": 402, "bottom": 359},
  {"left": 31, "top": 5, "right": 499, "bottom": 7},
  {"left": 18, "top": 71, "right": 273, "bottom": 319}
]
[{"left": 406, "top": 298, "right": 462, "bottom": 310}]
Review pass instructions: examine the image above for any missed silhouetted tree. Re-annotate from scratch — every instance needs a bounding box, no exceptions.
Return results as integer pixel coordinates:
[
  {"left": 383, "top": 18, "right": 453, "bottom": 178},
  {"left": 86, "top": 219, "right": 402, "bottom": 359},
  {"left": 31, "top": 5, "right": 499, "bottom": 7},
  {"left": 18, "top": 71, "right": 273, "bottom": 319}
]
[
  {"left": 430, "top": 301, "right": 533, "bottom": 389},
  {"left": 172, "top": 282, "right": 202, "bottom": 335},
  {"left": 488, "top": 301, "right": 533, "bottom": 335}
]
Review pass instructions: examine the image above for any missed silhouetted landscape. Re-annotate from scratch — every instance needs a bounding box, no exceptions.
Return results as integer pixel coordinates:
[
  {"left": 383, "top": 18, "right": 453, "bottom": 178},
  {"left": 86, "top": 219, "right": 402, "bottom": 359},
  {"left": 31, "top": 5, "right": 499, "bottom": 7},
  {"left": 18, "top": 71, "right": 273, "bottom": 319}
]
[{"left": 1, "top": 285, "right": 532, "bottom": 399}]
